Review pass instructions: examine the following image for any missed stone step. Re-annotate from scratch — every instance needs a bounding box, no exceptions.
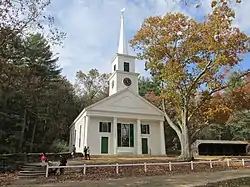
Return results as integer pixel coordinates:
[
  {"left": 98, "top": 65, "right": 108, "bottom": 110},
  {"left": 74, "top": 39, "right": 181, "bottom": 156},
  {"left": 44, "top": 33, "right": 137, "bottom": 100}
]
[
  {"left": 21, "top": 166, "right": 46, "bottom": 171},
  {"left": 22, "top": 163, "right": 43, "bottom": 167},
  {"left": 18, "top": 172, "right": 45, "bottom": 177},
  {"left": 20, "top": 170, "right": 46, "bottom": 174},
  {"left": 18, "top": 163, "right": 47, "bottom": 179},
  {"left": 18, "top": 175, "right": 44, "bottom": 179}
]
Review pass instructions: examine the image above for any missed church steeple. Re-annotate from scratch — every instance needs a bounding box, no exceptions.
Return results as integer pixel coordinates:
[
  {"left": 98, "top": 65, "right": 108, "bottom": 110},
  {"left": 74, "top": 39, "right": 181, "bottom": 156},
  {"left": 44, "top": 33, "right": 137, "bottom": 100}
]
[
  {"left": 108, "top": 8, "right": 139, "bottom": 96},
  {"left": 118, "top": 8, "right": 128, "bottom": 55}
]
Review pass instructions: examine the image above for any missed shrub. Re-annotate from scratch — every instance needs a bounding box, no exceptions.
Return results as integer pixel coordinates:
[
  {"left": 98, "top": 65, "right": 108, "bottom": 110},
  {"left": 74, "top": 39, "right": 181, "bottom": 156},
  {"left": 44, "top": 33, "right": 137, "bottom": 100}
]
[{"left": 51, "top": 139, "right": 68, "bottom": 153}]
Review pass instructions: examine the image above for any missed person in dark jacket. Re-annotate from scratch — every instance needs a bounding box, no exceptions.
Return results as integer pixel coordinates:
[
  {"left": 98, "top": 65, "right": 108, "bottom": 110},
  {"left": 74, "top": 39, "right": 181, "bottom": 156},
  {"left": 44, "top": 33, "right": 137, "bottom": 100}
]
[
  {"left": 59, "top": 154, "right": 67, "bottom": 175},
  {"left": 84, "top": 146, "right": 87, "bottom": 160},
  {"left": 71, "top": 145, "right": 76, "bottom": 160}
]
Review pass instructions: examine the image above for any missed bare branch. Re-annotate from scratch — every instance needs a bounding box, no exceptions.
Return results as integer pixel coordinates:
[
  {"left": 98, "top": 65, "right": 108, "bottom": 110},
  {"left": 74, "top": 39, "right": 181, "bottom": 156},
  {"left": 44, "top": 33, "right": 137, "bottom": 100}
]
[
  {"left": 190, "top": 121, "right": 209, "bottom": 141},
  {"left": 162, "top": 98, "right": 182, "bottom": 136},
  {"left": 187, "top": 59, "right": 213, "bottom": 95},
  {"left": 177, "top": 119, "right": 183, "bottom": 131},
  {"left": 191, "top": 128, "right": 200, "bottom": 141}
]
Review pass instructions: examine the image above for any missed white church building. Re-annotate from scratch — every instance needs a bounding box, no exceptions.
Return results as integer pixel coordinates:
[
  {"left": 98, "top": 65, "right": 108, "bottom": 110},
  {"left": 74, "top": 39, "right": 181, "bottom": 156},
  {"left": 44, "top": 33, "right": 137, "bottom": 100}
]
[{"left": 69, "top": 10, "right": 166, "bottom": 156}]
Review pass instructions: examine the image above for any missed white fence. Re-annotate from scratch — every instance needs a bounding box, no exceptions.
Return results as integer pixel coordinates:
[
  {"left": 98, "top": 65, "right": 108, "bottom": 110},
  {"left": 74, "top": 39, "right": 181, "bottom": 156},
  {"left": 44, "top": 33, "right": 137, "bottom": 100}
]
[{"left": 46, "top": 159, "right": 250, "bottom": 177}]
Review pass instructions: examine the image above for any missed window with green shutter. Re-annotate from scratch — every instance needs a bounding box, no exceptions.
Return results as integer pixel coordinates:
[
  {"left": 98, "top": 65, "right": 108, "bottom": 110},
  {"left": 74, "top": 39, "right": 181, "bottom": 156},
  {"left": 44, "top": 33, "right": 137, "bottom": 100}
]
[{"left": 117, "top": 123, "right": 134, "bottom": 147}]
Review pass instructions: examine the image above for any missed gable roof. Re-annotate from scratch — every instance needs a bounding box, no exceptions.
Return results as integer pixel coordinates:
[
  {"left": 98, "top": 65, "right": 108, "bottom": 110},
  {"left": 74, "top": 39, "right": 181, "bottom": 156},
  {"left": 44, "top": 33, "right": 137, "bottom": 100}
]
[
  {"left": 85, "top": 87, "right": 164, "bottom": 116},
  {"left": 70, "top": 88, "right": 163, "bottom": 129}
]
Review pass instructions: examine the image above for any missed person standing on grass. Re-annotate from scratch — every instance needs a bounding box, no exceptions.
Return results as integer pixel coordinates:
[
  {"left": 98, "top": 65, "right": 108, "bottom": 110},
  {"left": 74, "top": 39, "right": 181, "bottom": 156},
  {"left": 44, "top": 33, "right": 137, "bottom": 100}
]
[
  {"left": 86, "top": 146, "right": 91, "bottom": 160},
  {"left": 71, "top": 145, "right": 76, "bottom": 160},
  {"left": 84, "top": 146, "right": 87, "bottom": 160}
]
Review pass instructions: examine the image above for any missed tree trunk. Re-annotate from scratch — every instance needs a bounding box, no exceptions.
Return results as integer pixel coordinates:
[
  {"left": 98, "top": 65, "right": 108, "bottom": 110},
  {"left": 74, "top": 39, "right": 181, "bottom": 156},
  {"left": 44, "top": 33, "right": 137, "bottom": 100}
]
[
  {"left": 19, "top": 109, "right": 27, "bottom": 152},
  {"left": 29, "top": 121, "right": 37, "bottom": 153},
  {"left": 178, "top": 102, "right": 193, "bottom": 160},
  {"left": 179, "top": 128, "right": 192, "bottom": 160},
  {"left": 41, "top": 120, "right": 47, "bottom": 147},
  {"left": 162, "top": 99, "right": 192, "bottom": 161}
]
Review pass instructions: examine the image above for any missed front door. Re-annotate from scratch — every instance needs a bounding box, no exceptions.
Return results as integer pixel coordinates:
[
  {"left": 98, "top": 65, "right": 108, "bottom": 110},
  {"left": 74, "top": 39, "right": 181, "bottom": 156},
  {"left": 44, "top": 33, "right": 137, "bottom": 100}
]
[
  {"left": 101, "top": 137, "right": 108, "bottom": 154},
  {"left": 142, "top": 138, "right": 148, "bottom": 154}
]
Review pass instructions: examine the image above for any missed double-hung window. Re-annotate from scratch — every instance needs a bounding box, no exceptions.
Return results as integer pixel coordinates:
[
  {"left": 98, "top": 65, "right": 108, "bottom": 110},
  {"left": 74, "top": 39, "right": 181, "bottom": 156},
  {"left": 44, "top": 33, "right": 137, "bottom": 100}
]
[
  {"left": 141, "top": 124, "right": 150, "bottom": 134},
  {"left": 99, "top": 122, "right": 111, "bottom": 133}
]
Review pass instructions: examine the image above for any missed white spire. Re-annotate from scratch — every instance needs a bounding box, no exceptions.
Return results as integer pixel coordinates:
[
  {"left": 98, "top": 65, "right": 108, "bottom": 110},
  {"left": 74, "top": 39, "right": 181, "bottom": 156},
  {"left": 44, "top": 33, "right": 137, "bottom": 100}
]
[{"left": 118, "top": 8, "right": 128, "bottom": 55}]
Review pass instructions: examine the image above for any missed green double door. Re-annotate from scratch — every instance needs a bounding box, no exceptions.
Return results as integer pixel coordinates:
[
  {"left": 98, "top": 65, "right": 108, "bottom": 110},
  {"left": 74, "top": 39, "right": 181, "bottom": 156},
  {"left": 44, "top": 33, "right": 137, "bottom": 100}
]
[
  {"left": 101, "top": 137, "right": 108, "bottom": 154},
  {"left": 142, "top": 138, "right": 148, "bottom": 154}
]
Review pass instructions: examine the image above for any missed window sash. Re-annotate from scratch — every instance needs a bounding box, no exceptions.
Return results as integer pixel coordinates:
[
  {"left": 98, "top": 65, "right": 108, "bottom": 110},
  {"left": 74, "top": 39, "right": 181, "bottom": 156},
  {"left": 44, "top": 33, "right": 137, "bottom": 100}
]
[
  {"left": 79, "top": 125, "right": 82, "bottom": 147},
  {"left": 141, "top": 124, "right": 150, "bottom": 134},
  {"left": 99, "top": 122, "right": 111, "bottom": 133},
  {"left": 74, "top": 130, "right": 76, "bottom": 144},
  {"left": 124, "top": 62, "right": 129, "bottom": 72}
]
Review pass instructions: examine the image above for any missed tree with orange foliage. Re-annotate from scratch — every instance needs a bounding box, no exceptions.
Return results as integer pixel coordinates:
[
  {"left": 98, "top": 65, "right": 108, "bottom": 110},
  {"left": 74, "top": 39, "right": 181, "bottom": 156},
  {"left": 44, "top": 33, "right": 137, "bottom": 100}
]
[
  {"left": 131, "top": 0, "right": 249, "bottom": 160},
  {"left": 168, "top": 0, "right": 242, "bottom": 6},
  {"left": 229, "top": 74, "right": 250, "bottom": 111}
]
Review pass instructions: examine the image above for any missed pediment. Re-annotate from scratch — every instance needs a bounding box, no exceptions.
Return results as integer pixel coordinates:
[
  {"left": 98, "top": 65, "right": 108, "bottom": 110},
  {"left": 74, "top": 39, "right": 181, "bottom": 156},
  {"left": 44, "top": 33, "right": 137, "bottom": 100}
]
[
  {"left": 86, "top": 89, "right": 163, "bottom": 116},
  {"left": 111, "top": 96, "right": 149, "bottom": 109}
]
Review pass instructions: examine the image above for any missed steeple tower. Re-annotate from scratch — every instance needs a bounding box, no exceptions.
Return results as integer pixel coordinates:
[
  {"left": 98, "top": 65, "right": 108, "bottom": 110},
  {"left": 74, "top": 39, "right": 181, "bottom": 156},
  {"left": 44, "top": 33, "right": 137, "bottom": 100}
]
[
  {"left": 118, "top": 8, "right": 128, "bottom": 55},
  {"left": 108, "top": 8, "right": 139, "bottom": 96}
]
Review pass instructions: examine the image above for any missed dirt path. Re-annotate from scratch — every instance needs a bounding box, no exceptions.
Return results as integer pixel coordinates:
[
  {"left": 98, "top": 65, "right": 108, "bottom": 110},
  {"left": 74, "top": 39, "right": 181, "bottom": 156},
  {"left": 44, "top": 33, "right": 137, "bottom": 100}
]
[{"left": 6, "top": 169, "right": 250, "bottom": 187}]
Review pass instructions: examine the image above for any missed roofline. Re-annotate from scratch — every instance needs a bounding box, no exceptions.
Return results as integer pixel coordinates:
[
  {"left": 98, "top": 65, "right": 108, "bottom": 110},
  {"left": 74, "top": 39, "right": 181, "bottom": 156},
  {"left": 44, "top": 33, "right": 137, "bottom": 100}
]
[
  {"left": 70, "top": 87, "right": 164, "bottom": 129},
  {"left": 86, "top": 87, "right": 164, "bottom": 116},
  {"left": 193, "top": 139, "right": 249, "bottom": 145},
  {"left": 69, "top": 108, "right": 86, "bottom": 129},
  {"left": 129, "top": 88, "right": 164, "bottom": 115},
  {"left": 108, "top": 70, "right": 140, "bottom": 81},
  {"left": 111, "top": 53, "right": 137, "bottom": 63},
  {"left": 108, "top": 72, "right": 115, "bottom": 81},
  {"left": 86, "top": 110, "right": 164, "bottom": 121},
  {"left": 85, "top": 88, "right": 130, "bottom": 111}
]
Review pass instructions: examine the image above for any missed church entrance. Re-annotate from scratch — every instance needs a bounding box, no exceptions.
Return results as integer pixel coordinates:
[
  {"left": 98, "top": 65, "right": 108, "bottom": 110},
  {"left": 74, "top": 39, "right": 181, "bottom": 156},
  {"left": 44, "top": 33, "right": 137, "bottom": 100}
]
[
  {"left": 142, "top": 138, "right": 148, "bottom": 154},
  {"left": 101, "top": 137, "right": 109, "bottom": 154}
]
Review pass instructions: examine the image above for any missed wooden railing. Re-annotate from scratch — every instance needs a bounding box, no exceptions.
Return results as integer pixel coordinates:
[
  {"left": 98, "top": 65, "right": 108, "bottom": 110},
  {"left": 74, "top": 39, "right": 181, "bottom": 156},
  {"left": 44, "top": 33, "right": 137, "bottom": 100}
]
[{"left": 46, "top": 158, "right": 250, "bottom": 177}]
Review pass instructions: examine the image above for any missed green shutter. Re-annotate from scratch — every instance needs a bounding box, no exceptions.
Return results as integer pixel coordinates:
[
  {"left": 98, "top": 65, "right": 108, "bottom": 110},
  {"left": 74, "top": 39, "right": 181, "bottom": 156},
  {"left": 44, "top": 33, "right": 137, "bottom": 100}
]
[
  {"left": 130, "top": 124, "right": 134, "bottom": 147},
  {"left": 117, "top": 123, "right": 121, "bottom": 147},
  {"left": 99, "top": 122, "right": 102, "bottom": 132}
]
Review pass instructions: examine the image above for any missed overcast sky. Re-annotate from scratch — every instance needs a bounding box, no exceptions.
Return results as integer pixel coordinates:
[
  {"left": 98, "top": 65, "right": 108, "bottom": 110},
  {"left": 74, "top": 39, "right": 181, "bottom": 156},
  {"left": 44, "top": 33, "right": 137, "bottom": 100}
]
[{"left": 46, "top": 0, "right": 250, "bottom": 82}]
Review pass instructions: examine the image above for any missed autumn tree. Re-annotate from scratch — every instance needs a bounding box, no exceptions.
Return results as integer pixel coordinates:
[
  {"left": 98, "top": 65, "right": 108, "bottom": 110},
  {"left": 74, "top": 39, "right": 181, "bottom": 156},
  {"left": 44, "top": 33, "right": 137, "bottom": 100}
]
[
  {"left": 167, "top": 0, "right": 242, "bottom": 6},
  {"left": 74, "top": 69, "right": 111, "bottom": 107},
  {"left": 196, "top": 73, "right": 250, "bottom": 141},
  {"left": 131, "top": 0, "right": 249, "bottom": 160}
]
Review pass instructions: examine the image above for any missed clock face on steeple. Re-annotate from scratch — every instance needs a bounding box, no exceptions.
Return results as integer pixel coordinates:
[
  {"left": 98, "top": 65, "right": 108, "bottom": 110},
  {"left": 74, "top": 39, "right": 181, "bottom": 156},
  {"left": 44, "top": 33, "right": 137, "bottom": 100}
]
[{"left": 123, "top": 77, "right": 132, "bottom": 86}]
